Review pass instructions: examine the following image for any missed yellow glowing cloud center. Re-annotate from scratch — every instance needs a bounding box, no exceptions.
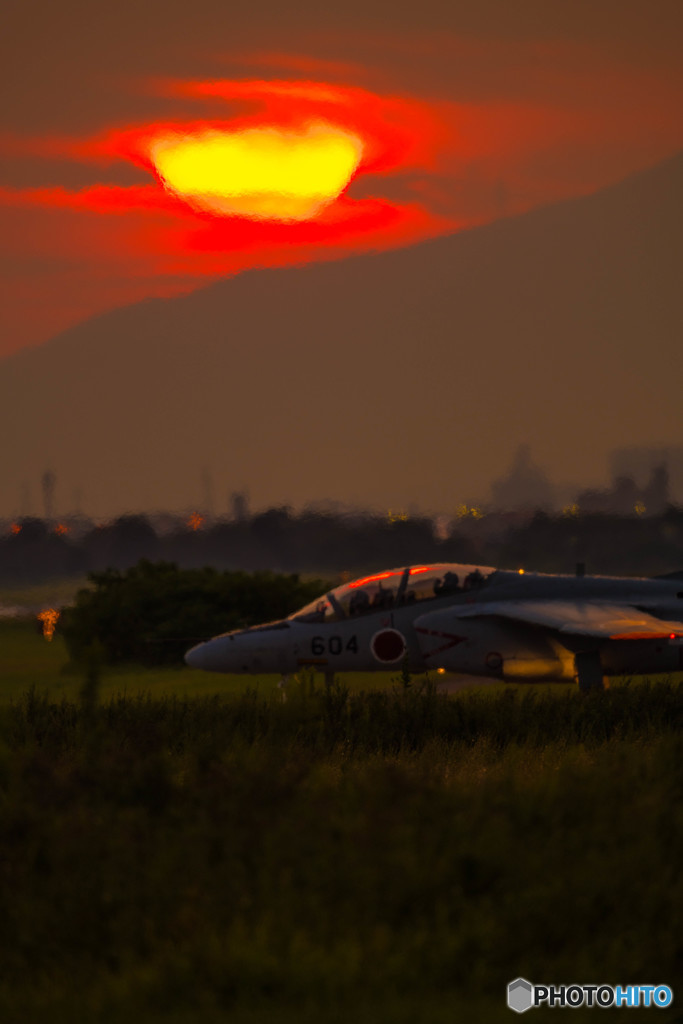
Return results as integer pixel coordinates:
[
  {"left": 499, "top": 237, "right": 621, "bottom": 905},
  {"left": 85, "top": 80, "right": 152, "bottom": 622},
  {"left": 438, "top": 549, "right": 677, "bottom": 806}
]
[{"left": 150, "top": 122, "right": 363, "bottom": 221}]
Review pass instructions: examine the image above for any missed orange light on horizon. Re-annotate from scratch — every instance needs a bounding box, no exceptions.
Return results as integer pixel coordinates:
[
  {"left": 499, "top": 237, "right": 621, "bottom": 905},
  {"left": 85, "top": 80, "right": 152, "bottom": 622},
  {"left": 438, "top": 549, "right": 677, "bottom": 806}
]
[
  {"left": 149, "top": 121, "right": 363, "bottom": 221},
  {"left": 10, "top": 522, "right": 21, "bottom": 535},
  {"left": 54, "top": 523, "right": 69, "bottom": 535},
  {"left": 37, "top": 608, "right": 60, "bottom": 641},
  {"left": 188, "top": 511, "right": 204, "bottom": 531}
]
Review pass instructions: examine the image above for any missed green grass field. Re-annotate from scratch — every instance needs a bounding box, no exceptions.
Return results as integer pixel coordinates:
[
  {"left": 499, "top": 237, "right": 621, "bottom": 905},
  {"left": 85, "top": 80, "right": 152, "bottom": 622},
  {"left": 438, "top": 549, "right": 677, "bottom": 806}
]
[
  {"left": 2, "top": 614, "right": 677, "bottom": 706},
  {"left": 0, "top": 575, "right": 90, "bottom": 611},
  {"left": 1, "top": 614, "right": 682, "bottom": 1023},
  {"left": 0, "top": 617, "right": 423, "bottom": 704}
]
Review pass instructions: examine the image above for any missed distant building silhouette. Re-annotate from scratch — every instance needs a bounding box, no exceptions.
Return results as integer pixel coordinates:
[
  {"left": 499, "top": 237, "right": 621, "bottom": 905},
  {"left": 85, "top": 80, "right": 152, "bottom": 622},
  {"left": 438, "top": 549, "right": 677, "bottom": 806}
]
[
  {"left": 201, "top": 468, "right": 215, "bottom": 519},
  {"left": 71, "top": 487, "right": 84, "bottom": 515},
  {"left": 489, "top": 444, "right": 555, "bottom": 511},
  {"left": 41, "top": 469, "right": 56, "bottom": 521},
  {"left": 19, "top": 481, "right": 33, "bottom": 517},
  {"left": 642, "top": 464, "right": 670, "bottom": 512},
  {"left": 231, "top": 490, "right": 250, "bottom": 522},
  {"left": 611, "top": 447, "right": 683, "bottom": 506},
  {"left": 577, "top": 464, "right": 670, "bottom": 515}
]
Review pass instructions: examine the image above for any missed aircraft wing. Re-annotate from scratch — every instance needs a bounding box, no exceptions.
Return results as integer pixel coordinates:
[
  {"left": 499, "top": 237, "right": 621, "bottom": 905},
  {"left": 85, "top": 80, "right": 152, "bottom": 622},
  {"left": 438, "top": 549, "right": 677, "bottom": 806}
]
[{"left": 453, "top": 601, "right": 683, "bottom": 640}]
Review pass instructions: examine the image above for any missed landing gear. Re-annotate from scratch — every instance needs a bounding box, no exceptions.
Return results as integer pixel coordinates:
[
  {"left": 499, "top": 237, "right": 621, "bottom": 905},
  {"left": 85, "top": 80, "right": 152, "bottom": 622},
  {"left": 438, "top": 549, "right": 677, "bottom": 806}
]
[{"left": 574, "top": 651, "right": 605, "bottom": 692}]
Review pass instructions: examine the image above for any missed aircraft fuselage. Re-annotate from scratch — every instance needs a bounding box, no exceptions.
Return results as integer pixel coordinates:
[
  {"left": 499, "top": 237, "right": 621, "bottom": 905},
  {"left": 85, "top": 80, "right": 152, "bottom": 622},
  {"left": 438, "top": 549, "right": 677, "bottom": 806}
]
[{"left": 185, "top": 565, "right": 683, "bottom": 685}]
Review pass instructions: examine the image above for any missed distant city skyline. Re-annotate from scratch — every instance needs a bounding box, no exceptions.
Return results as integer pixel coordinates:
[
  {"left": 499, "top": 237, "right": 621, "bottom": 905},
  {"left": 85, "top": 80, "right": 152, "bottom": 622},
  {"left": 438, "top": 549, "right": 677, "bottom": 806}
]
[{"left": 5, "top": 443, "right": 682, "bottom": 523}]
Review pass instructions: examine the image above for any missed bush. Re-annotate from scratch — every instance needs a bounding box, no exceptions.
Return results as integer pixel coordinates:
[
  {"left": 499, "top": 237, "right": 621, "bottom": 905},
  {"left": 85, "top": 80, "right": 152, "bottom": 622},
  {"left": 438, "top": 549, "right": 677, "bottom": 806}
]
[{"left": 59, "top": 560, "right": 328, "bottom": 666}]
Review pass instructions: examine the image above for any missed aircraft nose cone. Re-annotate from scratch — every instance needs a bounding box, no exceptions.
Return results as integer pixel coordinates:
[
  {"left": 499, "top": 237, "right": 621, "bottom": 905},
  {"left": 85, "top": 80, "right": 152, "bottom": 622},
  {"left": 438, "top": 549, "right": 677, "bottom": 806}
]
[
  {"left": 184, "top": 634, "right": 243, "bottom": 673},
  {"left": 184, "top": 628, "right": 289, "bottom": 674},
  {"left": 184, "top": 642, "right": 210, "bottom": 669}
]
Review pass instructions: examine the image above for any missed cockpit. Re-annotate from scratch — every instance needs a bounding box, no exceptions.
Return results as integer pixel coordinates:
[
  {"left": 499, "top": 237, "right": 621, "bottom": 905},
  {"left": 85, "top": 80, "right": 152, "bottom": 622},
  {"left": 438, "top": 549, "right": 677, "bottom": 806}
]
[{"left": 289, "top": 564, "right": 496, "bottom": 624}]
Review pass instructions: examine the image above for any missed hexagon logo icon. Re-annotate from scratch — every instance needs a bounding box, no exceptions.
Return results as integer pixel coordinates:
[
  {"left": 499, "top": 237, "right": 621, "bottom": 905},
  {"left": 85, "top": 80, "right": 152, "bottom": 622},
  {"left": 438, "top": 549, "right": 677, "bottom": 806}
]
[{"left": 508, "top": 978, "right": 534, "bottom": 1013}]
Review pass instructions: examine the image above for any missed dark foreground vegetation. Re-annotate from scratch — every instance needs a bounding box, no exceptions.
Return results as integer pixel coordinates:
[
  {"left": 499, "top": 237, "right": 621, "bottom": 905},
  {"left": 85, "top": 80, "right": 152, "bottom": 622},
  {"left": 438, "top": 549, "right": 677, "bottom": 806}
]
[
  {"left": 1, "top": 680, "right": 681, "bottom": 1023},
  {"left": 59, "top": 561, "right": 328, "bottom": 666}
]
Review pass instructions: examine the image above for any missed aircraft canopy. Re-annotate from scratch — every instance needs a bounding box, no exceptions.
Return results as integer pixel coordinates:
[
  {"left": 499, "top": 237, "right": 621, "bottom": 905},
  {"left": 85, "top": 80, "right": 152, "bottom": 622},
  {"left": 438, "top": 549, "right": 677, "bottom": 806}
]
[{"left": 290, "top": 563, "right": 495, "bottom": 623}]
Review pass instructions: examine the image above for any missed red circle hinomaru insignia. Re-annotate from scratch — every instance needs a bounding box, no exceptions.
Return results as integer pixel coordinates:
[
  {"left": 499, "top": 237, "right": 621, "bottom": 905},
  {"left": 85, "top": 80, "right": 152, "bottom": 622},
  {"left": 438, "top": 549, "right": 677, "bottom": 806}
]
[
  {"left": 371, "top": 628, "right": 407, "bottom": 663},
  {"left": 485, "top": 651, "right": 503, "bottom": 670}
]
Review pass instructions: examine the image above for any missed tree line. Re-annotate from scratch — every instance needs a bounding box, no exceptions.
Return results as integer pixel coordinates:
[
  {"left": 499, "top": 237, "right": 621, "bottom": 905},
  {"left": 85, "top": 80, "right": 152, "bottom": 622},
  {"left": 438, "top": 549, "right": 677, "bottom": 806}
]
[{"left": 3, "top": 505, "right": 683, "bottom": 585}]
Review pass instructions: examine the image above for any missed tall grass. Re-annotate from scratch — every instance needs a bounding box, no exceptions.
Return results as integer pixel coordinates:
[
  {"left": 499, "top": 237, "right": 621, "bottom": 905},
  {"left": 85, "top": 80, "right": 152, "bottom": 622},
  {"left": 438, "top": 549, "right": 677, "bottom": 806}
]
[
  {"left": 0, "top": 682, "right": 681, "bottom": 1022},
  {"left": 7, "top": 675, "right": 682, "bottom": 754}
]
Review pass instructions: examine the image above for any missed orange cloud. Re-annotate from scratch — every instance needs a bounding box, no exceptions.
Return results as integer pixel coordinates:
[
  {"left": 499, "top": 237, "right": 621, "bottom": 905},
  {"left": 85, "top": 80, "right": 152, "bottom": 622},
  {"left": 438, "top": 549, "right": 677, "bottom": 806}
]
[
  {"left": 0, "top": 77, "right": 448, "bottom": 196},
  {"left": 1, "top": 55, "right": 681, "bottom": 355},
  {"left": 0, "top": 78, "right": 457, "bottom": 303}
]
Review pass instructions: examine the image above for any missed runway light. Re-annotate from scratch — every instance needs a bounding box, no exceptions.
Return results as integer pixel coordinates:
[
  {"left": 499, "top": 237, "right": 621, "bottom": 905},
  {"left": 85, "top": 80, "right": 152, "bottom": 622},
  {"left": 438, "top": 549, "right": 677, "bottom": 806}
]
[
  {"left": 455, "top": 504, "right": 483, "bottom": 519},
  {"left": 518, "top": 568, "right": 525, "bottom": 574},
  {"left": 387, "top": 509, "right": 409, "bottom": 523}
]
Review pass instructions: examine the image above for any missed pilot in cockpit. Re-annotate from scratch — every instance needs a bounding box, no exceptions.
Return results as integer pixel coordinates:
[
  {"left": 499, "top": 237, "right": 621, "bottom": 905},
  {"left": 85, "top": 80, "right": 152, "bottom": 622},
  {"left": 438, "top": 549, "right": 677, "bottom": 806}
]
[
  {"left": 434, "top": 571, "right": 460, "bottom": 596},
  {"left": 372, "top": 583, "right": 394, "bottom": 610},
  {"left": 349, "top": 589, "right": 371, "bottom": 616},
  {"left": 464, "top": 569, "right": 484, "bottom": 590}
]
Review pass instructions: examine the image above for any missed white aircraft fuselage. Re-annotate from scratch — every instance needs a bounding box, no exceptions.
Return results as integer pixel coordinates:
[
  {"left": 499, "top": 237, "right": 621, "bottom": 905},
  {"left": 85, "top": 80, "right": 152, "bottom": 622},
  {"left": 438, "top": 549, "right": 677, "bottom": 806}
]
[{"left": 184, "top": 564, "right": 683, "bottom": 690}]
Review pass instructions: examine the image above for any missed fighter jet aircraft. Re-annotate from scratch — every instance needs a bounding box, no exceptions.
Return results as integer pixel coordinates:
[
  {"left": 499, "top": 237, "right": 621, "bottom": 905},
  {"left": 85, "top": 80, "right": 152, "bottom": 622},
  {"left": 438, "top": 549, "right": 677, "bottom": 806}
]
[{"left": 184, "top": 563, "right": 683, "bottom": 690}]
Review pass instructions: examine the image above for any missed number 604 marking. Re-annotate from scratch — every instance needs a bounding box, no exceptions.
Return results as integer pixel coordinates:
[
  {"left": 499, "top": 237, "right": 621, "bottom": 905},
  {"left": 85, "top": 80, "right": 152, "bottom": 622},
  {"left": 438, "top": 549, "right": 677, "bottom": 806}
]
[{"left": 311, "top": 635, "right": 358, "bottom": 656}]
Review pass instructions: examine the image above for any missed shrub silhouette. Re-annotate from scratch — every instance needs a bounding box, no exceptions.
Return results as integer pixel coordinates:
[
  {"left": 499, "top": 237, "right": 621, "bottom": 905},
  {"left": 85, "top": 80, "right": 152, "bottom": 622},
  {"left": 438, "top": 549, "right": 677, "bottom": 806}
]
[{"left": 60, "top": 560, "right": 328, "bottom": 666}]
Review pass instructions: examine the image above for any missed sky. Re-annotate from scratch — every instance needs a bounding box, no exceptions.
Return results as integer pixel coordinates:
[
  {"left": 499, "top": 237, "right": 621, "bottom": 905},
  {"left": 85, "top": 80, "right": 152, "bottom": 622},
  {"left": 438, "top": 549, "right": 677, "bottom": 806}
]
[
  {"left": 2, "top": 0, "right": 682, "bottom": 358},
  {"left": 1, "top": 0, "right": 682, "bottom": 517}
]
